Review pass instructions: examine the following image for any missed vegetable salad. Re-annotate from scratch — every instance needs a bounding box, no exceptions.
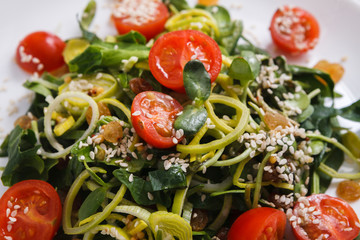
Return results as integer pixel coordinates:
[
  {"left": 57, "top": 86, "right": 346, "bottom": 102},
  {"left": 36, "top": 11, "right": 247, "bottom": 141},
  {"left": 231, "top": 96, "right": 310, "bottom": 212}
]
[{"left": 1, "top": 0, "right": 360, "bottom": 239}]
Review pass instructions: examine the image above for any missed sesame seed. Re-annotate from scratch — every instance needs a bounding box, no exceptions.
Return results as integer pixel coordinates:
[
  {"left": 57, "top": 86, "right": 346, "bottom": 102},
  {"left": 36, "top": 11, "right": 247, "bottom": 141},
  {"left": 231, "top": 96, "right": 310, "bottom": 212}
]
[
  {"left": 201, "top": 194, "right": 206, "bottom": 202},
  {"left": 10, "top": 211, "right": 17, "bottom": 217},
  {"left": 147, "top": 192, "right": 154, "bottom": 201},
  {"left": 89, "top": 151, "right": 95, "bottom": 160},
  {"left": 6, "top": 208, "right": 10, "bottom": 217},
  {"left": 266, "top": 146, "right": 275, "bottom": 152},
  {"left": 250, "top": 150, "right": 256, "bottom": 158},
  {"left": 9, "top": 217, "right": 16, "bottom": 222},
  {"left": 312, "top": 219, "right": 320, "bottom": 224},
  {"left": 355, "top": 221, "right": 360, "bottom": 228},
  {"left": 344, "top": 227, "right": 353, "bottom": 231},
  {"left": 120, "top": 162, "right": 128, "bottom": 168},
  {"left": 172, "top": 138, "right": 178, "bottom": 144},
  {"left": 7, "top": 201, "right": 12, "bottom": 208},
  {"left": 146, "top": 154, "right": 153, "bottom": 161},
  {"left": 23, "top": 207, "right": 29, "bottom": 214},
  {"left": 79, "top": 155, "right": 86, "bottom": 161},
  {"left": 129, "top": 174, "right": 134, "bottom": 183},
  {"left": 132, "top": 110, "right": 141, "bottom": 116},
  {"left": 131, "top": 152, "right": 138, "bottom": 159},
  {"left": 7, "top": 224, "right": 12, "bottom": 232},
  {"left": 4, "top": 236, "right": 12, "bottom": 240}
]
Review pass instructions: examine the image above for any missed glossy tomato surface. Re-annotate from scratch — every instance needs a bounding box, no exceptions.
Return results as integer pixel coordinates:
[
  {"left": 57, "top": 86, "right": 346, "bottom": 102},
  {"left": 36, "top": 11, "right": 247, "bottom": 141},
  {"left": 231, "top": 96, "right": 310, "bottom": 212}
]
[
  {"left": 111, "top": 0, "right": 169, "bottom": 40},
  {"left": 0, "top": 180, "right": 62, "bottom": 240},
  {"left": 15, "top": 31, "right": 66, "bottom": 74},
  {"left": 228, "top": 207, "right": 287, "bottom": 240},
  {"left": 290, "top": 194, "right": 360, "bottom": 240},
  {"left": 149, "top": 30, "right": 222, "bottom": 92},
  {"left": 269, "top": 6, "right": 320, "bottom": 54},
  {"left": 131, "top": 91, "right": 184, "bottom": 148}
]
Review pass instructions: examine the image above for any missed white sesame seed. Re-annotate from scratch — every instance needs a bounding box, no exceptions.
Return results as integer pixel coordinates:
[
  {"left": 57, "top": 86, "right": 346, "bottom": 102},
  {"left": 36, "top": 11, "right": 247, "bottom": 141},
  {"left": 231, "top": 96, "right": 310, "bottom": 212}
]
[
  {"left": 250, "top": 150, "right": 256, "bottom": 158},
  {"left": 132, "top": 110, "right": 141, "bottom": 116},
  {"left": 344, "top": 227, "right": 353, "bottom": 231},
  {"left": 24, "top": 207, "right": 29, "bottom": 214},
  {"left": 79, "top": 155, "right": 86, "bottom": 161},
  {"left": 147, "top": 192, "right": 154, "bottom": 201},
  {"left": 355, "top": 221, "right": 360, "bottom": 228},
  {"left": 312, "top": 211, "right": 321, "bottom": 216},
  {"left": 129, "top": 174, "right": 134, "bottom": 183},
  {"left": 312, "top": 219, "right": 320, "bottom": 224},
  {"left": 120, "top": 162, "right": 128, "bottom": 168},
  {"left": 4, "top": 236, "right": 12, "bottom": 240},
  {"left": 172, "top": 138, "right": 178, "bottom": 144},
  {"left": 7, "top": 201, "right": 12, "bottom": 208},
  {"left": 131, "top": 152, "right": 138, "bottom": 159},
  {"left": 9, "top": 217, "right": 16, "bottom": 222},
  {"left": 6, "top": 208, "right": 10, "bottom": 217},
  {"left": 89, "top": 151, "right": 95, "bottom": 160},
  {"left": 146, "top": 154, "right": 153, "bottom": 161},
  {"left": 7, "top": 224, "right": 12, "bottom": 232},
  {"left": 10, "top": 211, "right": 17, "bottom": 217},
  {"left": 266, "top": 146, "right": 275, "bottom": 152},
  {"left": 201, "top": 194, "right": 206, "bottom": 202}
]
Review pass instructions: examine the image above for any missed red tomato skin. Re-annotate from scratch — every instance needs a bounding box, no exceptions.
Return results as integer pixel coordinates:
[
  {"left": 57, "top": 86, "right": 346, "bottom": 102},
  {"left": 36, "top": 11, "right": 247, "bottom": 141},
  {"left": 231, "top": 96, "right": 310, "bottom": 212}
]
[
  {"left": 269, "top": 6, "right": 320, "bottom": 54},
  {"left": 149, "top": 30, "right": 222, "bottom": 92},
  {"left": 111, "top": 0, "right": 169, "bottom": 40},
  {"left": 15, "top": 31, "right": 66, "bottom": 74},
  {"left": 0, "top": 180, "right": 62, "bottom": 240},
  {"left": 131, "top": 91, "right": 183, "bottom": 148},
  {"left": 228, "top": 207, "right": 287, "bottom": 240},
  {"left": 291, "top": 194, "right": 360, "bottom": 240}
]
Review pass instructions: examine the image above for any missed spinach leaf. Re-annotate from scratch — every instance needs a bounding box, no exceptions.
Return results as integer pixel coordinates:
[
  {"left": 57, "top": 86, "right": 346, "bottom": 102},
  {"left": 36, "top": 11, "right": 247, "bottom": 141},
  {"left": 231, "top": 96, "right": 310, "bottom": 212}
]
[
  {"left": 174, "top": 105, "right": 208, "bottom": 135},
  {"left": 229, "top": 52, "right": 260, "bottom": 86},
  {"left": 289, "top": 65, "right": 334, "bottom": 98},
  {"left": 78, "top": 187, "right": 107, "bottom": 221},
  {"left": 149, "top": 166, "right": 187, "bottom": 191},
  {"left": 69, "top": 43, "right": 150, "bottom": 73},
  {"left": 165, "top": 0, "right": 190, "bottom": 11},
  {"left": 183, "top": 60, "right": 211, "bottom": 104},
  {"left": 81, "top": 0, "right": 96, "bottom": 29},
  {"left": 0, "top": 135, "right": 9, "bottom": 157},
  {"left": 116, "top": 31, "right": 147, "bottom": 45},
  {"left": 1, "top": 126, "right": 54, "bottom": 186},
  {"left": 336, "top": 99, "right": 360, "bottom": 122},
  {"left": 23, "top": 81, "right": 53, "bottom": 97},
  {"left": 113, "top": 168, "right": 171, "bottom": 207}
]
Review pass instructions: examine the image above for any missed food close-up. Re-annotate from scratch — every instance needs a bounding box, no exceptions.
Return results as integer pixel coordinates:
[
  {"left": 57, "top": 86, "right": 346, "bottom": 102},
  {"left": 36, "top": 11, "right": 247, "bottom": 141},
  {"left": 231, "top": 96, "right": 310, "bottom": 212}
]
[{"left": 0, "top": 0, "right": 359, "bottom": 239}]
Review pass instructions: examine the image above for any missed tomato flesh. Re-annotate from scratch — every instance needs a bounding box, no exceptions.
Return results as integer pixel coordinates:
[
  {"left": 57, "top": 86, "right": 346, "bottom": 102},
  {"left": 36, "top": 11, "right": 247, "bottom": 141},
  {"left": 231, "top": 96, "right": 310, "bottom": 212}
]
[
  {"left": 131, "top": 91, "right": 184, "bottom": 148},
  {"left": 269, "top": 6, "right": 320, "bottom": 54},
  {"left": 111, "top": 0, "right": 169, "bottom": 40},
  {"left": 15, "top": 31, "right": 66, "bottom": 74},
  {"left": 149, "top": 30, "right": 222, "bottom": 92},
  {"left": 0, "top": 180, "right": 62, "bottom": 240},
  {"left": 228, "top": 207, "right": 287, "bottom": 240},
  {"left": 290, "top": 194, "right": 360, "bottom": 240}
]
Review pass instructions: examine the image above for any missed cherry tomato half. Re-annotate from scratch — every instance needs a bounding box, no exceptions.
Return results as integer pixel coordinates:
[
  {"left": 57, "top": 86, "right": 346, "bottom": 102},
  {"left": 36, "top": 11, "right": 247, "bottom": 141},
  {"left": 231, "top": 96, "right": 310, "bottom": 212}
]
[
  {"left": 131, "top": 91, "right": 184, "bottom": 148},
  {"left": 15, "top": 31, "right": 66, "bottom": 74},
  {"left": 290, "top": 194, "right": 360, "bottom": 240},
  {"left": 149, "top": 30, "right": 222, "bottom": 92},
  {"left": 228, "top": 207, "right": 287, "bottom": 240},
  {"left": 0, "top": 180, "right": 62, "bottom": 240},
  {"left": 269, "top": 6, "right": 320, "bottom": 54},
  {"left": 111, "top": 0, "right": 169, "bottom": 40}
]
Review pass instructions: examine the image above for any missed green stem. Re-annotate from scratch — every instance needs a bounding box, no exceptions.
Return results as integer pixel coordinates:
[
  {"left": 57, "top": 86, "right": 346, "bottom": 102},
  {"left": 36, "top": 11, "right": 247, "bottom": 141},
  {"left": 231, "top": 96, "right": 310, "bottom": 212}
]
[
  {"left": 210, "top": 190, "right": 245, "bottom": 197},
  {"left": 208, "top": 194, "right": 232, "bottom": 231},
  {"left": 318, "top": 163, "right": 360, "bottom": 179},
  {"left": 213, "top": 148, "right": 252, "bottom": 167},
  {"left": 307, "top": 88, "right": 321, "bottom": 100},
  {"left": 312, "top": 171, "right": 320, "bottom": 194}
]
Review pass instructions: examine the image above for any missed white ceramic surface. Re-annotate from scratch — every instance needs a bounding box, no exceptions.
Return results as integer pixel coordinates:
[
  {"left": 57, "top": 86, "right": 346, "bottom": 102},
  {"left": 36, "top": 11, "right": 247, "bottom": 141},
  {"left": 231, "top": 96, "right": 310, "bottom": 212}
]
[{"left": 0, "top": 0, "right": 359, "bottom": 217}]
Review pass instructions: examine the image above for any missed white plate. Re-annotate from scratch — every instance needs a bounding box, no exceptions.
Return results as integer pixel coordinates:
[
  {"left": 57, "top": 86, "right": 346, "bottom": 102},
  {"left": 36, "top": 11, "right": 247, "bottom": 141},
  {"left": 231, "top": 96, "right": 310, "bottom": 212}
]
[{"left": 0, "top": 0, "right": 359, "bottom": 219}]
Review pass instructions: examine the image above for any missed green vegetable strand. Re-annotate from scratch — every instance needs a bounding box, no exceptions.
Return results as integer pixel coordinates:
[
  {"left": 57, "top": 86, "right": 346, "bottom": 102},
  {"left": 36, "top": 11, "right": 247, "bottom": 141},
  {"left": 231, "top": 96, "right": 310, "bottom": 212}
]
[{"left": 208, "top": 194, "right": 232, "bottom": 231}]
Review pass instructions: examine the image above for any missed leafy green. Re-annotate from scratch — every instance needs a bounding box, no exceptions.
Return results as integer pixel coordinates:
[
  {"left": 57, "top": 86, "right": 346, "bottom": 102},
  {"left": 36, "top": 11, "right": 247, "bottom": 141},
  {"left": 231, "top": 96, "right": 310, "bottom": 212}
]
[
  {"left": 165, "top": 0, "right": 190, "bottom": 11},
  {"left": 113, "top": 168, "right": 171, "bottom": 207},
  {"left": 289, "top": 65, "right": 334, "bottom": 98},
  {"left": 116, "top": 31, "right": 147, "bottom": 45},
  {"left": 336, "top": 99, "right": 360, "bottom": 122},
  {"left": 78, "top": 187, "right": 107, "bottom": 221},
  {"left": 23, "top": 81, "right": 53, "bottom": 97},
  {"left": 149, "top": 166, "right": 187, "bottom": 191},
  {"left": 183, "top": 60, "right": 211, "bottom": 104},
  {"left": 174, "top": 105, "right": 207, "bottom": 135},
  {"left": 0, "top": 134, "right": 9, "bottom": 157},
  {"left": 1, "top": 126, "right": 57, "bottom": 186},
  {"left": 69, "top": 43, "right": 150, "bottom": 73},
  {"left": 228, "top": 52, "right": 260, "bottom": 86},
  {"left": 81, "top": 0, "right": 96, "bottom": 29}
]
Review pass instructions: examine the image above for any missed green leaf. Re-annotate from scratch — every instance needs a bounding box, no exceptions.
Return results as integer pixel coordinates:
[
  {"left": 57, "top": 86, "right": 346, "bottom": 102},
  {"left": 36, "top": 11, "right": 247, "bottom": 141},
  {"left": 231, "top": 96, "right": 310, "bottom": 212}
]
[
  {"left": 81, "top": 0, "right": 96, "bottom": 29},
  {"left": 296, "top": 105, "right": 314, "bottom": 123},
  {"left": 288, "top": 65, "right": 334, "bottom": 99},
  {"left": 165, "top": 0, "right": 190, "bottom": 11},
  {"left": 228, "top": 57, "right": 253, "bottom": 86},
  {"left": 309, "top": 140, "right": 325, "bottom": 155},
  {"left": 1, "top": 126, "right": 46, "bottom": 186},
  {"left": 241, "top": 50, "right": 261, "bottom": 79},
  {"left": 116, "top": 31, "right": 147, "bottom": 45},
  {"left": 285, "top": 91, "right": 310, "bottom": 111},
  {"left": 149, "top": 166, "right": 187, "bottom": 191},
  {"left": 342, "top": 131, "right": 360, "bottom": 158},
  {"left": 78, "top": 187, "right": 107, "bottom": 221},
  {"left": 0, "top": 134, "right": 9, "bottom": 157},
  {"left": 174, "top": 105, "right": 207, "bottom": 135},
  {"left": 336, "top": 99, "right": 360, "bottom": 122},
  {"left": 23, "top": 81, "right": 53, "bottom": 97},
  {"left": 183, "top": 60, "right": 211, "bottom": 104},
  {"left": 69, "top": 45, "right": 103, "bottom": 73},
  {"left": 113, "top": 168, "right": 171, "bottom": 207}
]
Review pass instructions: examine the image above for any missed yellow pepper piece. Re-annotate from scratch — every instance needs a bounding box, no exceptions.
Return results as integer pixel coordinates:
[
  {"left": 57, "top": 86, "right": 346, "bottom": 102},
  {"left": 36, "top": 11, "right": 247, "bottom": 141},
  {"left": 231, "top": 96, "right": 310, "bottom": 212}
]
[
  {"left": 54, "top": 116, "right": 75, "bottom": 136},
  {"left": 149, "top": 211, "right": 192, "bottom": 240}
]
